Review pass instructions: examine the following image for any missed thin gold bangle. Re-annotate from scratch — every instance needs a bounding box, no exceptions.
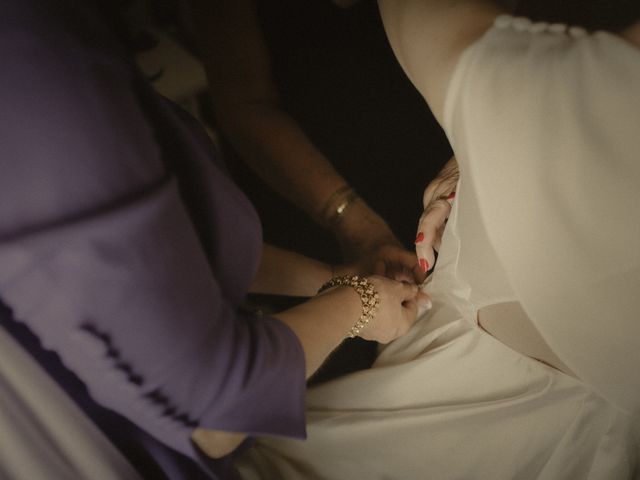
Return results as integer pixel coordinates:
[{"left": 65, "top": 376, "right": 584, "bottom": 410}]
[
  {"left": 319, "top": 186, "right": 357, "bottom": 227},
  {"left": 318, "top": 275, "right": 380, "bottom": 338},
  {"left": 332, "top": 190, "right": 357, "bottom": 225}
]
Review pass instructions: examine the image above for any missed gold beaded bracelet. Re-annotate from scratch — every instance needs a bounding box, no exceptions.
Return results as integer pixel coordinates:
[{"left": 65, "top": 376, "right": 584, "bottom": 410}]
[{"left": 318, "top": 274, "right": 380, "bottom": 338}]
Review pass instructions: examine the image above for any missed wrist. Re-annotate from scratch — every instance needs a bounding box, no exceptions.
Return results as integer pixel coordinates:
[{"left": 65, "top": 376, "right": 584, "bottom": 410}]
[
  {"left": 318, "top": 275, "right": 380, "bottom": 338},
  {"left": 317, "top": 185, "right": 358, "bottom": 228},
  {"left": 332, "top": 200, "right": 398, "bottom": 252},
  {"left": 274, "top": 285, "right": 362, "bottom": 377}
]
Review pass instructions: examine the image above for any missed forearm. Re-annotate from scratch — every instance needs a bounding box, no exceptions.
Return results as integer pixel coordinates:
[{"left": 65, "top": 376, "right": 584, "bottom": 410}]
[
  {"left": 273, "top": 286, "right": 361, "bottom": 378},
  {"left": 251, "top": 244, "right": 333, "bottom": 297},
  {"left": 188, "top": 0, "right": 349, "bottom": 223},
  {"left": 331, "top": 196, "right": 398, "bottom": 250},
  {"left": 216, "top": 102, "right": 348, "bottom": 223},
  {"left": 218, "top": 99, "right": 412, "bottom": 264},
  {"left": 193, "top": 285, "right": 360, "bottom": 459}
]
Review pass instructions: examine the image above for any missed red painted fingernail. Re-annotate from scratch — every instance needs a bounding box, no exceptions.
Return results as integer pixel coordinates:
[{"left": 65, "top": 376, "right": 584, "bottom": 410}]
[
  {"left": 419, "top": 258, "right": 429, "bottom": 272},
  {"left": 415, "top": 232, "right": 424, "bottom": 244},
  {"left": 447, "top": 192, "right": 456, "bottom": 200}
]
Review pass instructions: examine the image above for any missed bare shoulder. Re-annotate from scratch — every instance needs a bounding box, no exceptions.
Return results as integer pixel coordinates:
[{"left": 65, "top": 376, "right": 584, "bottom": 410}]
[{"left": 378, "top": 0, "right": 502, "bottom": 124}]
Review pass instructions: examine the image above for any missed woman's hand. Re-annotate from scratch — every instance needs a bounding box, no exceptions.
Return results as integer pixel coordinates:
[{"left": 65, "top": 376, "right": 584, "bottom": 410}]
[
  {"left": 193, "top": 274, "right": 430, "bottom": 460},
  {"left": 357, "top": 275, "right": 431, "bottom": 343},
  {"left": 415, "top": 156, "right": 459, "bottom": 273},
  {"left": 333, "top": 198, "right": 426, "bottom": 284},
  {"left": 368, "top": 241, "right": 426, "bottom": 284},
  {"left": 338, "top": 239, "right": 425, "bottom": 284}
]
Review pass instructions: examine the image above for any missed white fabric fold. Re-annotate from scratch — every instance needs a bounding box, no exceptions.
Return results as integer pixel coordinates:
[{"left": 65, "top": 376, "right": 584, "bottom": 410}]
[{"left": 0, "top": 328, "right": 142, "bottom": 480}]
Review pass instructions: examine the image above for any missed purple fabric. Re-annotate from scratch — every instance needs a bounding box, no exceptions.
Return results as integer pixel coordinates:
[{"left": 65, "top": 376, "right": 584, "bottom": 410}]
[{"left": 0, "top": 0, "right": 306, "bottom": 469}]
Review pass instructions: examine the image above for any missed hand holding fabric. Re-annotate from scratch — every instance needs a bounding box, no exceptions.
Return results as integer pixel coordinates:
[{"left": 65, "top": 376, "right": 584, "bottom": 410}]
[
  {"left": 316, "top": 275, "right": 430, "bottom": 344},
  {"left": 358, "top": 275, "right": 430, "bottom": 343},
  {"left": 333, "top": 199, "right": 426, "bottom": 284},
  {"left": 362, "top": 241, "right": 426, "bottom": 284},
  {"left": 415, "top": 156, "right": 459, "bottom": 273}
]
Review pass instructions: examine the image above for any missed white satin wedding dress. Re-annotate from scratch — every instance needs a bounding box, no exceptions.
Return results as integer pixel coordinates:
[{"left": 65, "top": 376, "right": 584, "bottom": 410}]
[{"left": 238, "top": 14, "right": 640, "bottom": 479}]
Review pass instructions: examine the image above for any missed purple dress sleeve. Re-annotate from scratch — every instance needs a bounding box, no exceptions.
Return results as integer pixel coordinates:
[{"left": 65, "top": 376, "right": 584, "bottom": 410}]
[{"left": 0, "top": 0, "right": 306, "bottom": 461}]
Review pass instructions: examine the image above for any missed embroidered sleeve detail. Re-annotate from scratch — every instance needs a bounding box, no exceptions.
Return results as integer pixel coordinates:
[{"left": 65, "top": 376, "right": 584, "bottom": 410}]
[{"left": 79, "top": 322, "right": 200, "bottom": 428}]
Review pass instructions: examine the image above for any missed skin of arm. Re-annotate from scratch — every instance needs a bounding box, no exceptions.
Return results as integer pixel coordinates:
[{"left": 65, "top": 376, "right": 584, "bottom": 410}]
[
  {"left": 193, "top": 285, "right": 362, "bottom": 459},
  {"left": 193, "top": 277, "right": 424, "bottom": 459},
  {"left": 188, "top": 0, "right": 425, "bottom": 282},
  {"left": 251, "top": 242, "right": 380, "bottom": 297},
  {"left": 190, "top": 0, "right": 520, "bottom": 459},
  {"left": 381, "top": 0, "right": 640, "bottom": 273},
  {"left": 381, "top": 0, "right": 640, "bottom": 396},
  {"left": 192, "top": 239, "right": 356, "bottom": 459},
  {"left": 194, "top": 239, "right": 428, "bottom": 458},
  {"left": 379, "top": 0, "right": 640, "bottom": 125},
  {"left": 250, "top": 244, "right": 335, "bottom": 297},
  {"left": 378, "top": 0, "right": 503, "bottom": 125},
  {"left": 189, "top": 0, "right": 347, "bottom": 222}
]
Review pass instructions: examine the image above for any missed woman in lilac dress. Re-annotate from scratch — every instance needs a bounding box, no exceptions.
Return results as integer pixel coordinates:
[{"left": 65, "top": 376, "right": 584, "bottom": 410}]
[{"left": 0, "top": 1, "right": 427, "bottom": 478}]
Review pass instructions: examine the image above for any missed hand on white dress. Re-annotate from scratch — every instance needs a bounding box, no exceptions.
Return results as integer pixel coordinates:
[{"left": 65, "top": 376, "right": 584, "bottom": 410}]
[
  {"left": 360, "top": 275, "right": 431, "bottom": 343},
  {"left": 334, "top": 200, "right": 426, "bottom": 284},
  {"left": 357, "top": 240, "right": 426, "bottom": 284},
  {"left": 415, "top": 156, "right": 459, "bottom": 274},
  {"left": 319, "top": 275, "right": 431, "bottom": 343}
]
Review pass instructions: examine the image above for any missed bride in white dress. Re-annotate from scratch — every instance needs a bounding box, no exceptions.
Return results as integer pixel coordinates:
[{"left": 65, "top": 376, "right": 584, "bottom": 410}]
[{"left": 237, "top": 1, "right": 640, "bottom": 478}]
